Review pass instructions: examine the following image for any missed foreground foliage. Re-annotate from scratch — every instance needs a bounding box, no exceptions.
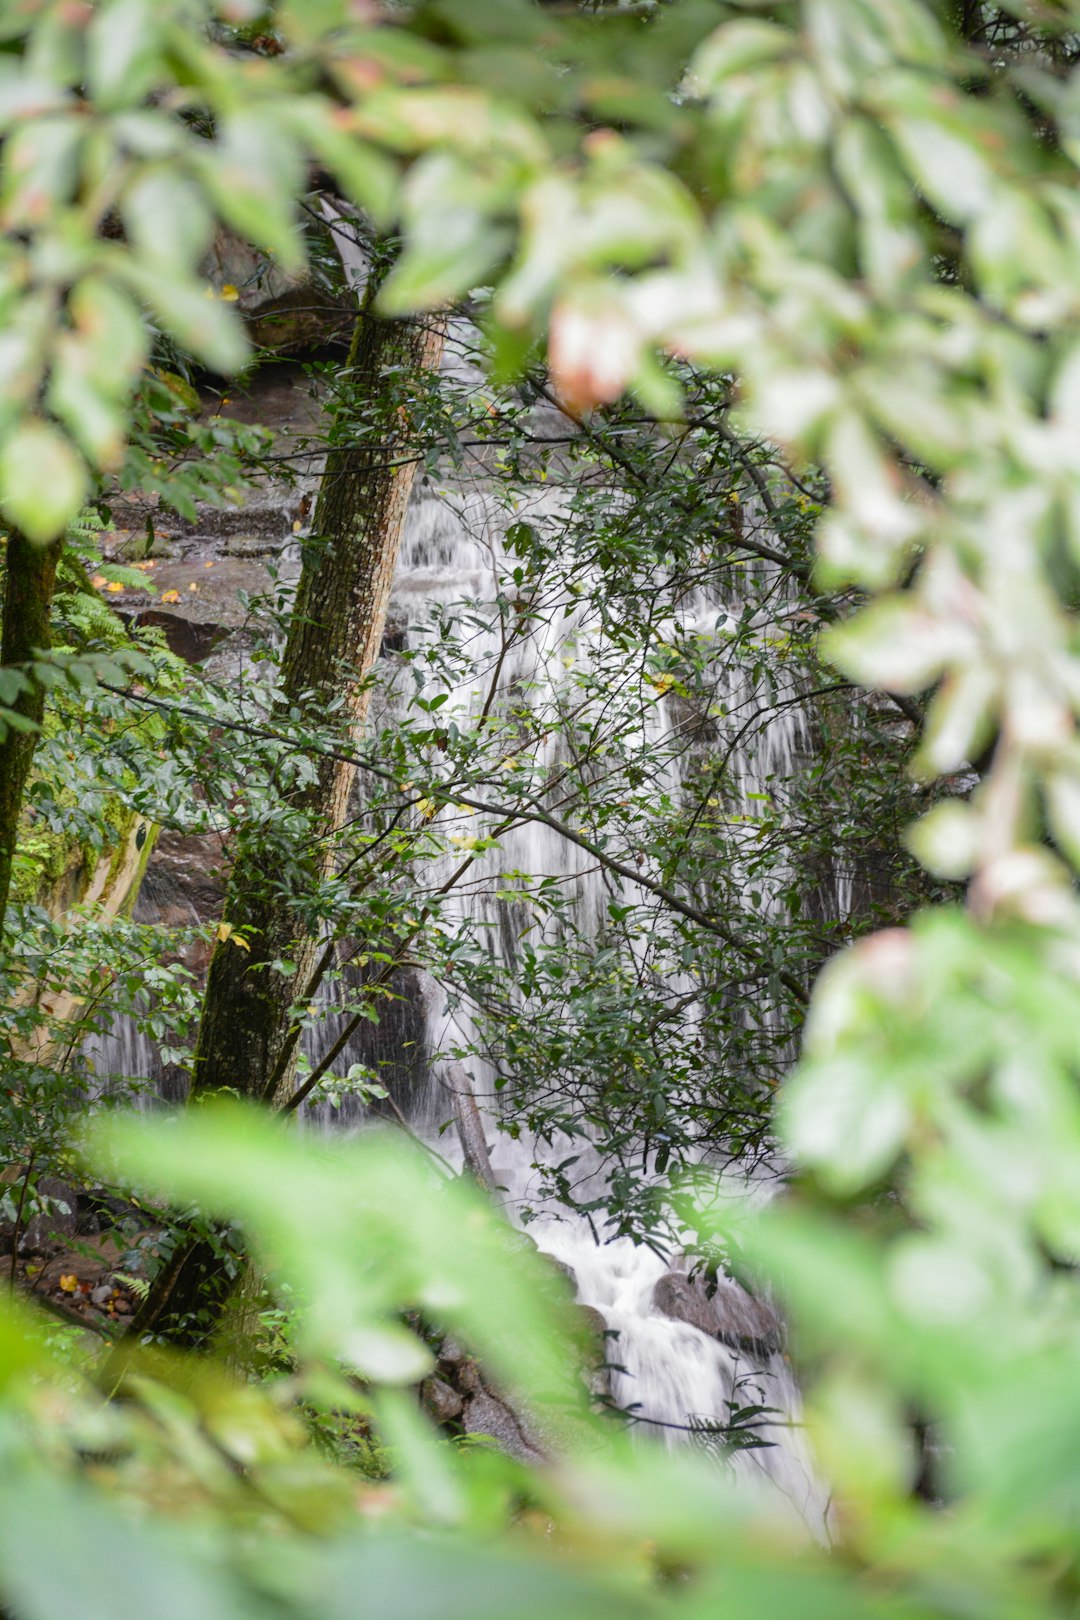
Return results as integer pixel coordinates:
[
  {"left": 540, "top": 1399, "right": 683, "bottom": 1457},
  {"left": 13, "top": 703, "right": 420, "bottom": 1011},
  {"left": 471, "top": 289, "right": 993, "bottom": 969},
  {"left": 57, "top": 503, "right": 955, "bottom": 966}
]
[{"left": 3, "top": 1, "right": 1080, "bottom": 1618}]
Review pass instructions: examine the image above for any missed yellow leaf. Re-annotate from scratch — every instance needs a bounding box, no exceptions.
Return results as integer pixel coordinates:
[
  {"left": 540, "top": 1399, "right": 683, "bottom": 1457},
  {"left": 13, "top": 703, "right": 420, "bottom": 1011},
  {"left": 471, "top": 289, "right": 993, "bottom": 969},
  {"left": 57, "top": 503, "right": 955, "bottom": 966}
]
[
  {"left": 232, "top": 934, "right": 250, "bottom": 952},
  {"left": 160, "top": 589, "right": 181, "bottom": 604},
  {"left": 58, "top": 1274, "right": 78, "bottom": 1294},
  {"left": 105, "top": 580, "right": 124, "bottom": 593},
  {"left": 216, "top": 921, "right": 233, "bottom": 943},
  {"left": 188, "top": 581, "right": 198, "bottom": 592},
  {"left": 220, "top": 284, "right": 239, "bottom": 302}
]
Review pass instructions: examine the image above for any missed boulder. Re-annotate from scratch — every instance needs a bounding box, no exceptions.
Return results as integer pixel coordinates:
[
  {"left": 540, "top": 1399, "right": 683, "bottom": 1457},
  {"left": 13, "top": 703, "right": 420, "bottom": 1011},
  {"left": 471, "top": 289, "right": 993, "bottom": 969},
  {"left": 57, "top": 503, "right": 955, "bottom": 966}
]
[
  {"left": 438, "top": 1334, "right": 466, "bottom": 1366},
  {"left": 651, "top": 1270, "right": 783, "bottom": 1358},
  {"left": 577, "top": 1304, "right": 613, "bottom": 1401},
  {"left": 651, "top": 1271, "right": 716, "bottom": 1337},
  {"left": 421, "top": 1375, "right": 463, "bottom": 1425},
  {"left": 461, "top": 1393, "right": 545, "bottom": 1467},
  {"left": 204, "top": 214, "right": 356, "bottom": 354},
  {"left": 710, "top": 1275, "right": 784, "bottom": 1357},
  {"left": 18, "top": 1177, "right": 78, "bottom": 1253}
]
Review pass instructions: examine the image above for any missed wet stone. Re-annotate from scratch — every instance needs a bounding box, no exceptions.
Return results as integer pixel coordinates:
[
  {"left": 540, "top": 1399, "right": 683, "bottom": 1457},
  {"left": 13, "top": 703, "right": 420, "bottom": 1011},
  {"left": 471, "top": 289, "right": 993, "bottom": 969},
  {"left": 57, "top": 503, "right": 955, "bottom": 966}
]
[
  {"left": 17, "top": 1178, "right": 78, "bottom": 1253},
  {"left": 462, "top": 1393, "right": 544, "bottom": 1467},
  {"left": 651, "top": 1270, "right": 784, "bottom": 1358},
  {"left": 421, "top": 1375, "right": 463, "bottom": 1425}
]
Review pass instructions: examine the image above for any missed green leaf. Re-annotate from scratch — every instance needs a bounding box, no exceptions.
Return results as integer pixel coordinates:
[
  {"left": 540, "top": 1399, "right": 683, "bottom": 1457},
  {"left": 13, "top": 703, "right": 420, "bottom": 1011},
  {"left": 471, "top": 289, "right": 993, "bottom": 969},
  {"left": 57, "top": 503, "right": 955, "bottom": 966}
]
[
  {"left": 905, "top": 801, "right": 979, "bottom": 880},
  {"left": 86, "top": 1103, "right": 586, "bottom": 1419},
  {"left": 0, "top": 1479, "right": 257, "bottom": 1620},
  {"left": 689, "top": 20, "right": 791, "bottom": 90},
  {"left": 284, "top": 100, "right": 398, "bottom": 225},
  {"left": 0, "top": 419, "right": 88, "bottom": 543},
  {"left": 199, "top": 111, "right": 306, "bottom": 272},
  {"left": 316, "top": 1531, "right": 649, "bottom": 1620},
  {"left": 1, "top": 115, "right": 83, "bottom": 226},
  {"left": 86, "top": 0, "right": 162, "bottom": 113},
  {"left": 119, "top": 264, "right": 249, "bottom": 375},
  {"left": 47, "top": 334, "right": 126, "bottom": 467},
  {"left": 122, "top": 169, "right": 214, "bottom": 269},
  {"left": 780, "top": 1053, "right": 911, "bottom": 1191},
  {"left": 823, "top": 597, "right": 958, "bottom": 693},
  {"left": 70, "top": 277, "right": 150, "bottom": 387},
  {"left": 885, "top": 112, "right": 996, "bottom": 226},
  {"left": 381, "top": 153, "right": 513, "bottom": 313}
]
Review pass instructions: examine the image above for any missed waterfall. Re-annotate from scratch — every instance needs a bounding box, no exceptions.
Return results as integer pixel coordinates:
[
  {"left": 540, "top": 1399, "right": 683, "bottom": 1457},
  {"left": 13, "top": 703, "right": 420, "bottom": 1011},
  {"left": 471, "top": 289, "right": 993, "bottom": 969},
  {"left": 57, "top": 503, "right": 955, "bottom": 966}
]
[
  {"left": 87, "top": 346, "right": 834, "bottom": 1536},
  {"left": 369, "top": 470, "right": 828, "bottom": 1535}
]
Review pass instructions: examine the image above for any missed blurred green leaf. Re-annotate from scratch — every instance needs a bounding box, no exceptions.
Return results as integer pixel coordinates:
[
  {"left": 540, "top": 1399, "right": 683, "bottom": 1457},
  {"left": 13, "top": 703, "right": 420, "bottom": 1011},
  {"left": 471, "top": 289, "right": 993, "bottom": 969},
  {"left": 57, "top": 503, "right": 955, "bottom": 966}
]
[
  {"left": 87, "top": 1103, "right": 585, "bottom": 1416},
  {"left": 0, "top": 418, "right": 88, "bottom": 543}
]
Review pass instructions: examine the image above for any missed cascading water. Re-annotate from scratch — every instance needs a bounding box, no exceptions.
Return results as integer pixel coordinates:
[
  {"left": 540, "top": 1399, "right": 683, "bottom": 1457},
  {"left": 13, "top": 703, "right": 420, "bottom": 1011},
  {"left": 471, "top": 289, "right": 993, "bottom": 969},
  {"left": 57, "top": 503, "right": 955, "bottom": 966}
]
[{"left": 89, "top": 334, "right": 834, "bottom": 1537}]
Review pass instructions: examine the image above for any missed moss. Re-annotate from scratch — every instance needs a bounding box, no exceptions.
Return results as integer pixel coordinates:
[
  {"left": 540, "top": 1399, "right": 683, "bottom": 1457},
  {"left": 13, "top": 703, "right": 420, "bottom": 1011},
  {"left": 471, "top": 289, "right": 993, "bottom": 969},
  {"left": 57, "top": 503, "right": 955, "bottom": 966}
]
[
  {"left": 120, "top": 821, "right": 160, "bottom": 918},
  {"left": 10, "top": 827, "right": 85, "bottom": 907}
]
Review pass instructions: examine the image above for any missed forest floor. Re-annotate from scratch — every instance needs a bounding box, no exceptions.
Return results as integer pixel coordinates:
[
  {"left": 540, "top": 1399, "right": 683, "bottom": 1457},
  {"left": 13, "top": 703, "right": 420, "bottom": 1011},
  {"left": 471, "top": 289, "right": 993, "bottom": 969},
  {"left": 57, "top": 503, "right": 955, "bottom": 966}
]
[{"left": 5, "top": 1209, "right": 163, "bottom": 1337}]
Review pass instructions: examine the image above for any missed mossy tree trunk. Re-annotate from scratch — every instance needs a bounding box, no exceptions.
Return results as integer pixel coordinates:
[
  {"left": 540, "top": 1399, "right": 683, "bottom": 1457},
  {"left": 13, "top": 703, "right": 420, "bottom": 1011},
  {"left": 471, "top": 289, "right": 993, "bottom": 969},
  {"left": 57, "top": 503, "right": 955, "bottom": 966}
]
[
  {"left": 0, "top": 532, "right": 62, "bottom": 936},
  {"left": 191, "top": 299, "right": 445, "bottom": 1113},
  {"left": 126, "top": 262, "right": 447, "bottom": 1352}
]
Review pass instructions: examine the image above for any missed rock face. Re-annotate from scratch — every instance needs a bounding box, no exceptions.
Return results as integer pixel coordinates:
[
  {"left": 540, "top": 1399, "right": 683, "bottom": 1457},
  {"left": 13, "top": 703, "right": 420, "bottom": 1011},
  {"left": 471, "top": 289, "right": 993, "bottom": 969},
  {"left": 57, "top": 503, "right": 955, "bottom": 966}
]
[
  {"left": 105, "top": 361, "right": 325, "bottom": 673},
  {"left": 133, "top": 828, "right": 227, "bottom": 946},
  {"left": 576, "top": 1304, "right": 613, "bottom": 1402},
  {"left": 13, "top": 1177, "right": 78, "bottom": 1253},
  {"left": 422, "top": 1291, "right": 612, "bottom": 1462},
  {"left": 460, "top": 1392, "right": 545, "bottom": 1466},
  {"left": 204, "top": 212, "right": 356, "bottom": 354},
  {"left": 420, "top": 1375, "right": 463, "bottom": 1425},
  {"left": 651, "top": 1270, "right": 783, "bottom": 1358}
]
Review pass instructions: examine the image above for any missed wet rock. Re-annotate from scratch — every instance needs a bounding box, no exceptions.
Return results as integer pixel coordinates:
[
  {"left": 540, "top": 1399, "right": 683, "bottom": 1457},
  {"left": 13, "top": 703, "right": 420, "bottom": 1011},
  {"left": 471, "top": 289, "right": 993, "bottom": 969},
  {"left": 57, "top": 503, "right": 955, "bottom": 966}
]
[
  {"left": 577, "top": 1304, "right": 609, "bottom": 1343},
  {"left": 652, "top": 1271, "right": 716, "bottom": 1338},
  {"left": 421, "top": 1375, "right": 463, "bottom": 1424},
  {"left": 438, "top": 1334, "right": 466, "bottom": 1366},
  {"left": 456, "top": 1358, "right": 484, "bottom": 1396},
  {"left": 380, "top": 614, "right": 408, "bottom": 654},
  {"left": 546, "top": 1255, "right": 577, "bottom": 1292},
  {"left": 577, "top": 1304, "right": 612, "bottom": 1401},
  {"left": 18, "top": 1178, "right": 78, "bottom": 1252},
  {"left": 128, "top": 609, "right": 224, "bottom": 664},
  {"left": 710, "top": 1275, "right": 784, "bottom": 1357},
  {"left": 205, "top": 214, "right": 355, "bottom": 354},
  {"left": 120, "top": 553, "right": 283, "bottom": 633},
  {"left": 651, "top": 1271, "right": 784, "bottom": 1358},
  {"left": 133, "top": 828, "right": 226, "bottom": 933},
  {"left": 461, "top": 1393, "right": 544, "bottom": 1467}
]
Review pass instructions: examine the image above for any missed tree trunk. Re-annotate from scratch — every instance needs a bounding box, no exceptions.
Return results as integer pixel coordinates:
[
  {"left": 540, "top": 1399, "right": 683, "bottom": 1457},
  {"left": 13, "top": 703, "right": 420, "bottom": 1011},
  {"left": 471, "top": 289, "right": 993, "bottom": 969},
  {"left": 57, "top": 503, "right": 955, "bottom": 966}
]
[
  {"left": 192, "top": 278, "right": 445, "bottom": 1113},
  {"left": 0, "top": 533, "right": 62, "bottom": 935},
  {"left": 122, "top": 261, "right": 447, "bottom": 1353}
]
